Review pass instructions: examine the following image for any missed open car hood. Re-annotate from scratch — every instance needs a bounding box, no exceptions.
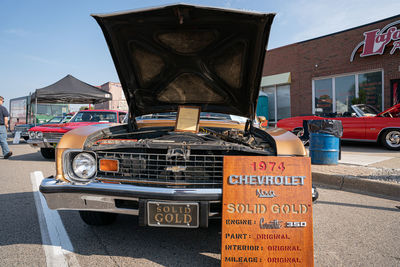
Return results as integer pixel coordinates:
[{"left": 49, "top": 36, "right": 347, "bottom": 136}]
[
  {"left": 92, "top": 4, "right": 275, "bottom": 119},
  {"left": 377, "top": 103, "right": 400, "bottom": 117}
]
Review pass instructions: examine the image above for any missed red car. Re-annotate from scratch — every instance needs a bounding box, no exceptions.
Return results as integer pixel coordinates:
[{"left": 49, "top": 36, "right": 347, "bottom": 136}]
[
  {"left": 28, "top": 110, "right": 127, "bottom": 158},
  {"left": 277, "top": 104, "right": 400, "bottom": 150}
]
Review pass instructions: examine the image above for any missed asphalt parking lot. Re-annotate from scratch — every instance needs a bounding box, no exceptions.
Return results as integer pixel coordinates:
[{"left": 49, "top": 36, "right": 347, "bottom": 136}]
[{"left": 0, "top": 138, "right": 399, "bottom": 266}]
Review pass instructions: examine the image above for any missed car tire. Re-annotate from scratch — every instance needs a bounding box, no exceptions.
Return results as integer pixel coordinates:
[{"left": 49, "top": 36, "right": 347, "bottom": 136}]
[
  {"left": 312, "top": 186, "right": 319, "bottom": 203},
  {"left": 79, "top": 211, "right": 118, "bottom": 226},
  {"left": 23, "top": 136, "right": 29, "bottom": 141},
  {"left": 380, "top": 129, "right": 400, "bottom": 150},
  {"left": 40, "top": 148, "right": 55, "bottom": 159}
]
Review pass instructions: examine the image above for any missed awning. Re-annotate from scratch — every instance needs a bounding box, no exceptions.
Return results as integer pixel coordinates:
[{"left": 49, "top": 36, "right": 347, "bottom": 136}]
[
  {"left": 260, "top": 72, "right": 291, "bottom": 87},
  {"left": 31, "top": 75, "right": 112, "bottom": 104}
]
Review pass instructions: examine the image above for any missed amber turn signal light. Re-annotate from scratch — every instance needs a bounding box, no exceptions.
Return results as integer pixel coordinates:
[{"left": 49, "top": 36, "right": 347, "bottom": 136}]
[{"left": 99, "top": 159, "right": 119, "bottom": 172}]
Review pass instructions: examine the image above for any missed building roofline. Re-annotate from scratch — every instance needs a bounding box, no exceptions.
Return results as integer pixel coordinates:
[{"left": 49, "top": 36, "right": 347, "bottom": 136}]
[
  {"left": 269, "top": 13, "right": 400, "bottom": 51},
  {"left": 9, "top": 95, "right": 28, "bottom": 101},
  {"left": 267, "top": 42, "right": 297, "bottom": 52}
]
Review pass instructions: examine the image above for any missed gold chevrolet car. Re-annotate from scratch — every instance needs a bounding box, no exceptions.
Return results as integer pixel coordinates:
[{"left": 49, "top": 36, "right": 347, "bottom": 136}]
[{"left": 39, "top": 4, "right": 308, "bottom": 228}]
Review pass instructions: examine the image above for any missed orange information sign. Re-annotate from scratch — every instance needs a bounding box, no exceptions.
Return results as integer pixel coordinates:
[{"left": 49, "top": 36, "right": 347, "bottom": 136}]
[{"left": 221, "top": 156, "right": 313, "bottom": 266}]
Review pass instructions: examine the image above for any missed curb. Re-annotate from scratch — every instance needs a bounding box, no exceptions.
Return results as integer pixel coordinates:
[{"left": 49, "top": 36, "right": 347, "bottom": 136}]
[{"left": 312, "top": 172, "right": 400, "bottom": 201}]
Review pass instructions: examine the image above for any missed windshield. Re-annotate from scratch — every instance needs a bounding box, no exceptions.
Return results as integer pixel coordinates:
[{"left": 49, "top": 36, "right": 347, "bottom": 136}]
[
  {"left": 62, "top": 115, "right": 73, "bottom": 122},
  {"left": 70, "top": 111, "right": 117, "bottom": 122},
  {"left": 136, "top": 112, "right": 248, "bottom": 123},
  {"left": 46, "top": 116, "right": 63, "bottom": 123},
  {"left": 352, "top": 104, "right": 379, "bottom": 117}
]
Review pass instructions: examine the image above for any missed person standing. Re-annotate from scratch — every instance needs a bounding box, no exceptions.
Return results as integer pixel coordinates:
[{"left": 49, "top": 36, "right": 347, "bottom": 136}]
[{"left": 0, "top": 96, "right": 12, "bottom": 159}]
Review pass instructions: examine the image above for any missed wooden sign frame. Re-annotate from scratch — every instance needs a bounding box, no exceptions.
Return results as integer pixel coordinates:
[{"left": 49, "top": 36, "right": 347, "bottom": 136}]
[
  {"left": 221, "top": 156, "right": 314, "bottom": 266},
  {"left": 174, "top": 106, "right": 200, "bottom": 133}
]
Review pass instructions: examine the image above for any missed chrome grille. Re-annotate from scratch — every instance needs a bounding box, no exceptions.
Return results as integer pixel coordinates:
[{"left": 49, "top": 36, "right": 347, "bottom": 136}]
[
  {"left": 43, "top": 132, "right": 64, "bottom": 141},
  {"left": 96, "top": 151, "right": 224, "bottom": 188}
]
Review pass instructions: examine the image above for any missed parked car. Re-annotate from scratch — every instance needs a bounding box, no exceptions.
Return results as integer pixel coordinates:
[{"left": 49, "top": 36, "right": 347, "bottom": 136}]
[
  {"left": 28, "top": 110, "right": 127, "bottom": 158},
  {"left": 46, "top": 114, "right": 74, "bottom": 124},
  {"left": 38, "top": 4, "right": 313, "bottom": 228},
  {"left": 277, "top": 103, "right": 400, "bottom": 150},
  {"left": 13, "top": 113, "right": 74, "bottom": 141}
]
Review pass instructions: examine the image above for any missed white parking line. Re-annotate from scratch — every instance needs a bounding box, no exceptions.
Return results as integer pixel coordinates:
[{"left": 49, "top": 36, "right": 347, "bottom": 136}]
[{"left": 31, "top": 171, "right": 80, "bottom": 267}]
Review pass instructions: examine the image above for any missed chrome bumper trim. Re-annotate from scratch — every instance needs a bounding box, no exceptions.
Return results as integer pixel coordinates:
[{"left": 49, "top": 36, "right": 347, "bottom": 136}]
[
  {"left": 40, "top": 177, "right": 222, "bottom": 215},
  {"left": 16, "top": 131, "right": 29, "bottom": 137},
  {"left": 28, "top": 139, "right": 46, "bottom": 148},
  {"left": 28, "top": 139, "right": 58, "bottom": 148}
]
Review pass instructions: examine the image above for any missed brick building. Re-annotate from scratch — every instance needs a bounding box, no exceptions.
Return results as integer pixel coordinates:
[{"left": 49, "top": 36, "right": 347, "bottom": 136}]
[
  {"left": 261, "top": 15, "right": 400, "bottom": 125},
  {"left": 94, "top": 82, "right": 128, "bottom": 111}
]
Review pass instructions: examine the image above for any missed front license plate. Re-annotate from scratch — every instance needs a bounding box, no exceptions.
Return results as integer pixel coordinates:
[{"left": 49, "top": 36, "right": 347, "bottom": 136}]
[{"left": 147, "top": 201, "right": 199, "bottom": 228}]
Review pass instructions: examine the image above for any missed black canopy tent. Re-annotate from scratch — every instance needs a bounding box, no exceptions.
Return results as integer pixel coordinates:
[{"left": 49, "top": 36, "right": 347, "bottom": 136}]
[
  {"left": 30, "top": 74, "right": 112, "bottom": 104},
  {"left": 30, "top": 75, "right": 112, "bottom": 125}
]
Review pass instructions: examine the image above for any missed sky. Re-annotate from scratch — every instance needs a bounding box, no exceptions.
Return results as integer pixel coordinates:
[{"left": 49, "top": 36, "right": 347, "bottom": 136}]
[{"left": 1, "top": 0, "right": 399, "bottom": 110}]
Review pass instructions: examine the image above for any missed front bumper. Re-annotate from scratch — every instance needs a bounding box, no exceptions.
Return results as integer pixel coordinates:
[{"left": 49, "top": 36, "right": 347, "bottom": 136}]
[
  {"left": 28, "top": 139, "right": 58, "bottom": 148},
  {"left": 13, "top": 130, "right": 29, "bottom": 137},
  {"left": 40, "top": 176, "right": 222, "bottom": 226}
]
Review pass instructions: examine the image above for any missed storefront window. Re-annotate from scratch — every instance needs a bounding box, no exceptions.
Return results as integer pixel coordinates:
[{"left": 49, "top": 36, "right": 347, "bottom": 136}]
[
  {"left": 276, "top": 85, "right": 291, "bottom": 120},
  {"left": 335, "top": 75, "right": 355, "bottom": 115},
  {"left": 261, "top": 85, "right": 291, "bottom": 124},
  {"left": 314, "top": 78, "right": 333, "bottom": 115},
  {"left": 313, "top": 70, "right": 383, "bottom": 114},
  {"left": 263, "top": 86, "right": 275, "bottom": 122},
  {"left": 358, "top": 72, "right": 382, "bottom": 111}
]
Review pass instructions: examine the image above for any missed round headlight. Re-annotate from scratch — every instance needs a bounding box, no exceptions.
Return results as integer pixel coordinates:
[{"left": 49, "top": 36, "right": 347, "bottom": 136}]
[
  {"left": 72, "top": 153, "right": 96, "bottom": 179},
  {"left": 29, "top": 131, "right": 35, "bottom": 139},
  {"left": 36, "top": 131, "right": 43, "bottom": 139}
]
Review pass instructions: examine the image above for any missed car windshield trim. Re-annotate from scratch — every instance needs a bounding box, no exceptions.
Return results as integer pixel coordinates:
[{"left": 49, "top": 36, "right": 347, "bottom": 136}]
[
  {"left": 70, "top": 111, "right": 118, "bottom": 123},
  {"left": 47, "top": 117, "right": 63, "bottom": 123},
  {"left": 351, "top": 104, "right": 379, "bottom": 117}
]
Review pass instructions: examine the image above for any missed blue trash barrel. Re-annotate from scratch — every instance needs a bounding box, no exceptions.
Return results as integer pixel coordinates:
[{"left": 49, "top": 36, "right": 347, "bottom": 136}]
[{"left": 309, "top": 133, "right": 339, "bottom": 165}]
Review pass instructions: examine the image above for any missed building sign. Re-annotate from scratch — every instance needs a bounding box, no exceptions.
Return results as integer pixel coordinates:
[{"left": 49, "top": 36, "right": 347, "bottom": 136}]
[
  {"left": 221, "top": 156, "right": 314, "bottom": 266},
  {"left": 350, "top": 20, "right": 400, "bottom": 62}
]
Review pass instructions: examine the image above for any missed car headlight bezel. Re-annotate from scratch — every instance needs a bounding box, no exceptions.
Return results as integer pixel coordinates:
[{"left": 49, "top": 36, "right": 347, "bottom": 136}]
[
  {"left": 63, "top": 149, "right": 97, "bottom": 183},
  {"left": 36, "top": 131, "right": 43, "bottom": 139},
  {"left": 29, "top": 131, "right": 35, "bottom": 139}
]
